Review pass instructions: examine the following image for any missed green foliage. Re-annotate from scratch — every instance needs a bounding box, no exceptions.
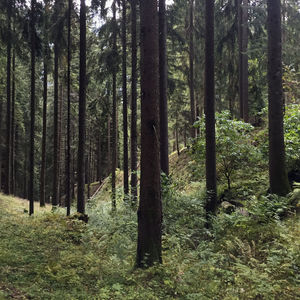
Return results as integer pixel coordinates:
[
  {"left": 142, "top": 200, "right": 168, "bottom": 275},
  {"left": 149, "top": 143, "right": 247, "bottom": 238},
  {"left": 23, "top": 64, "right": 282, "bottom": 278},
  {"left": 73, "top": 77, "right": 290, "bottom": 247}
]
[
  {"left": 254, "top": 104, "right": 300, "bottom": 170},
  {"left": 193, "top": 111, "right": 261, "bottom": 189},
  {"left": 284, "top": 104, "right": 300, "bottom": 170}
]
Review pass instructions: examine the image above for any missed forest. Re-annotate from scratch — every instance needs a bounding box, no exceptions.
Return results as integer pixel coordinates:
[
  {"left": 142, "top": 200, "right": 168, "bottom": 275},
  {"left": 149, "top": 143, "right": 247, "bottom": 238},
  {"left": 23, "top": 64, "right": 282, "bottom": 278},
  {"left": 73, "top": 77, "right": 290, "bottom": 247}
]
[{"left": 0, "top": 0, "right": 299, "bottom": 299}]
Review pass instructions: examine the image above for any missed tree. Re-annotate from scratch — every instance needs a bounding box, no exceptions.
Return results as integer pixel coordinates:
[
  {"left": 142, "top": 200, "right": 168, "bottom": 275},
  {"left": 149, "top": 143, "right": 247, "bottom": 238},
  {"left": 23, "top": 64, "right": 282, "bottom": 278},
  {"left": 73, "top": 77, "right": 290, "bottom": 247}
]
[
  {"left": 204, "top": 0, "right": 217, "bottom": 216},
  {"left": 29, "top": 0, "right": 36, "bottom": 215},
  {"left": 122, "top": 0, "right": 129, "bottom": 198},
  {"left": 66, "top": 0, "right": 72, "bottom": 216},
  {"left": 77, "top": 0, "right": 87, "bottom": 214},
  {"left": 188, "top": 0, "right": 196, "bottom": 138},
  {"left": 40, "top": 0, "right": 50, "bottom": 208},
  {"left": 159, "top": 0, "right": 169, "bottom": 176},
  {"left": 267, "top": 0, "right": 290, "bottom": 196},
  {"left": 137, "top": 0, "right": 162, "bottom": 268},
  {"left": 5, "top": 0, "right": 12, "bottom": 195},
  {"left": 238, "top": 0, "right": 249, "bottom": 122},
  {"left": 52, "top": 42, "right": 59, "bottom": 207},
  {"left": 130, "top": 0, "right": 138, "bottom": 205},
  {"left": 111, "top": 0, "right": 117, "bottom": 211}
]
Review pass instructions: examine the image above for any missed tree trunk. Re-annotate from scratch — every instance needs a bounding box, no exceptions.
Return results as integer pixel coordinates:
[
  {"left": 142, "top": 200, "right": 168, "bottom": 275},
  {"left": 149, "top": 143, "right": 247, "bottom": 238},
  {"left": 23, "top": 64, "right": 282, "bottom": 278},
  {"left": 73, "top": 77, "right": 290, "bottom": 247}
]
[
  {"left": 40, "top": 60, "right": 47, "bottom": 207},
  {"left": 159, "top": 0, "right": 169, "bottom": 176},
  {"left": 66, "top": 0, "right": 72, "bottom": 216},
  {"left": 0, "top": 99, "right": 3, "bottom": 192},
  {"left": 5, "top": 0, "right": 12, "bottom": 195},
  {"left": 130, "top": 0, "right": 138, "bottom": 206},
  {"left": 189, "top": 0, "right": 196, "bottom": 138},
  {"left": 175, "top": 124, "right": 180, "bottom": 156},
  {"left": 29, "top": 0, "right": 36, "bottom": 215},
  {"left": 267, "top": 0, "right": 290, "bottom": 196},
  {"left": 23, "top": 141, "right": 28, "bottom": 199},
  {"left": 52, "top": 44, "right": 59, "bottom": 207},
  {"left": 107, "top": 117, "right": 111, "bottom": 177},
  {"left": 111, "top": 0, "right": 117, "bottom": 211},
  {"left": 122, "top": 0, "right": 129, "bottom": 198},
  {"left": 242, "top": 0, "right": 249, "bottom": 122},
  {"left": 204, "top": 0, "right": 217, "bottom": 215},
  {"left": 11, "top": 49, "right": 15, "bottom": 195},
  {"left": 137, "top": 0, "right": 162, "bottom": 268},
  {"left": 77, "top": 0, "right": 87, "bottom": 214},
  {"left": 238, "top": 0, "right": 249, "bottom": 122}
]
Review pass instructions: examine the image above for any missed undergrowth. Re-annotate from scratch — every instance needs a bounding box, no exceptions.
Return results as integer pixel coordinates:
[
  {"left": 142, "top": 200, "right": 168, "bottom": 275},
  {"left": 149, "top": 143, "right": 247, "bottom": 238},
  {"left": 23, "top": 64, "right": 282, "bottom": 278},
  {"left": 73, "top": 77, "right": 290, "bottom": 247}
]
[{"left": 0, "top": 140, "right": 300, "bottom": 300}]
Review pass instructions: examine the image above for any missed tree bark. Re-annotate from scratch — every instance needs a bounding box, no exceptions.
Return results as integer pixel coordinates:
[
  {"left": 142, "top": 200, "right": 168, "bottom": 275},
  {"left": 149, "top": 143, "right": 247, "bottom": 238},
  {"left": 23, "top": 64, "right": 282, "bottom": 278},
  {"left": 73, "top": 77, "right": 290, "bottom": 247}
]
[
  {"left": 189, "top": 0, "right": 196, "bottom": 138},
  {"left": 40, "top": 59, "right": 48, "bottom": 207},
  {"left": 77, "top": 0, "right": 87, "bottom": 214},
  {"left": 267, "top": 0, "right": 290, "bottom": 196},
  {"left": 29, "top": 0, "right": 36, "bottom": 215},
  {"left": 130, "top": 0, "right": 138, "bottom": 206},
  {"left": 137, "top": 0, "right": 162, "bottom": 268},
  {"left": 66, "top": 0, "right": 72, "bottom": 216},
  {"left": 11, "top": 49, "right": 15, "bottom": 194},
  {"left": 238, "top": 0, "right": 249, "bottom": 122},
  {"left": 0, "top": 99, "right": 2, "bottom": 192},
  {"left": 52, "top": 44, "right": 59, "bottom": 207},
  {"left": 204, "top": 0, "right": 217, "bottom": 215},
  {"left": 159, "top": 0, "right": 169, "bottom": 176},
  {"left": 5, "top": 0, "right": 12, "bottom": 195},
  {"left": 111, "top": 0, "right": 117, "bottom": 211},
  {"left": 122, "top": 0, "right": 129, "bottom": 198}
]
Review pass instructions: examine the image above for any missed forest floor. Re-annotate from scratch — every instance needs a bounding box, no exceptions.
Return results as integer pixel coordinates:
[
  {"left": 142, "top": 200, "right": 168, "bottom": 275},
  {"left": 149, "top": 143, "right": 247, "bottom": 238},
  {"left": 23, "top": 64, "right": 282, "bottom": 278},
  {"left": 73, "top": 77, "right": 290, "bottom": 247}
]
[{"left": 0, "top": 151, "right": 300, "bottom": 299}]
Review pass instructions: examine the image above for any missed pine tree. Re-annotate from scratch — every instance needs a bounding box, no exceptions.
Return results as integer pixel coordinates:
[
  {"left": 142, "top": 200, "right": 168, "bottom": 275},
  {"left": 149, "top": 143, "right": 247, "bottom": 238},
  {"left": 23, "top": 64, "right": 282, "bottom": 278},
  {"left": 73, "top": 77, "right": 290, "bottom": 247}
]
[
  {"left": 137, "top": 0, "right": 162, "bottom": 268},
  {"left": 5, "top": 0, "right": 12, "bottom": 195},
  {"left": 29, "top": 0, "right": 36, "bottom": 215},
  {"left": 130, "top": 0, "right": 138, "bottom": 206},
  {"left": 204, "top": 0, "right": 217, "bottom": 216},
  {"left": 111, "top": 0, "right": 117, "bottom": 211},
  {"left": 159, "top": 0, "right": 169, "bottom": 175},
  {"left": 66, "top": 0, "right": 72, "bottom": 216},
  {"left": 267, "top": 0, "right": 290, "bottom": 196},
  {"left": 77, "top": 0, "right": 87, "bottom": 214},
  {"left": 122, "top": 0, "right": 129, "bottom": 198}
]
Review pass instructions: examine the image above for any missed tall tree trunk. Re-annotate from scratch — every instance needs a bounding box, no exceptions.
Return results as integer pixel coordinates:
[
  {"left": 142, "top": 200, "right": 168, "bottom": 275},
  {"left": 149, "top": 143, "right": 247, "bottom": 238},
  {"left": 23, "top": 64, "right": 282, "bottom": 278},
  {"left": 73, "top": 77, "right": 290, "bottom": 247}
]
[
  {"left": 23, "top": 140, "right": 28, "bottom": 199},
  {"left": 189, "top": 0, "right": 196, "bottom": 138},
  {"left": 159, "top": 0, "right": 169, "bottom": 176},
  {"left": 111, "top": 0, "right": 117, "bottom": 211},
  {"left": 97, "top": 135, "right": 102, "bottom": 183},
  {"left": 175, "top": 124, "right": 180, "bottom": 156},
  {"left": 267, "top": 0, "right": 290, "bottom": 196},
  {"left": 130, "top": 0, "right": 138, "bottom": 206},
  {"left": 77, "top": 0, "right": 86, "bottom": 214},
  {"left": 0, "top": 99, "right": 3, "bottom": 192},
  {"left": 204, "top": 0, "right": 217, "bottom": 216},
  {"left": 58, "top": 82, "right": 63, "bottom": 205},
  {"left": 5, "top": 0, "right": 12, "bottom": 195},
  {"left": 238, "top": 0, "right": 249, "bottom": 122},
  {"left": 107, "top": 117, "right": 111, "bottom": 178},
  {"left": 122, "top": 0, "right": 129, "bottom": 198},
  {"left": 137, "top": 0, "right": 162, "bottom": 268},
  {"left": 29, "top": 0, "right": 36, "bottom": 215},
  {"left": 11, "top": 49, "right": 15, "bottom": 194},
  {"left": 242, "top": 0, "right": 249, "bottom": 122},
  {"left": 40, "top": 60, "right": 47, "bottom": 207},
  {"left": 52, "top": 44, "right": 59, "bottom": 207},
  {"left": 66, "top": 0, "right": 72, "bottom": 216}
]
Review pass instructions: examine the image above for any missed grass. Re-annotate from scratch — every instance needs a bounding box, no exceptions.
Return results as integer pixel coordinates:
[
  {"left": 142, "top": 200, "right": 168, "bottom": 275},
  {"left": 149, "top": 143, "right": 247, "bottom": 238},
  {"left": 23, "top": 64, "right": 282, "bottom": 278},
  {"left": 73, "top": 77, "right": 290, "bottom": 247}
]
[{"left": 0, "top": 152, "right": 299, "bottom": 299}]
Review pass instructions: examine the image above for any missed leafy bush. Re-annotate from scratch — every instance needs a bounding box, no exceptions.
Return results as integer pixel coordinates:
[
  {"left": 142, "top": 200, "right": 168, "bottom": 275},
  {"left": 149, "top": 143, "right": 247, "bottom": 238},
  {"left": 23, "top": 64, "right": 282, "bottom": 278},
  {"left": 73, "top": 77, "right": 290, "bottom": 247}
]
[
  {"left": 193, "top": 111, "right": 260, "bottom": 189},
  {"left": 284, "top": 104, "right": 300, "bottom": 170},
  {"left": 254, "top": 104, "right": 300, "bottom": 171}
]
